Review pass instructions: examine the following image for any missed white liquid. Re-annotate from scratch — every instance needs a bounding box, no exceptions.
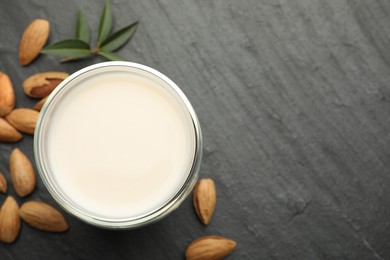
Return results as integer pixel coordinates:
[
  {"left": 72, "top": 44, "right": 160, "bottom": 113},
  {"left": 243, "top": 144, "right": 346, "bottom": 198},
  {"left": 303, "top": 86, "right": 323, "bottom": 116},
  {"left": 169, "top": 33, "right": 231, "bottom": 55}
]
[{"left": 45, "top": 71, "right": 195, "bottom": 219}]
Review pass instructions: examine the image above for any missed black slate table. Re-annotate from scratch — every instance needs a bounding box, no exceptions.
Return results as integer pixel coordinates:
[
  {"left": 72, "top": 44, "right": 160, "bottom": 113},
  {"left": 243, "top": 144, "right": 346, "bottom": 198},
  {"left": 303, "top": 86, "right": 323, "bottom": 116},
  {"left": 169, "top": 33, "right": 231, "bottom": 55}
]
[{"left": 1, "top": 0, "right": 390, "bottom": 259}]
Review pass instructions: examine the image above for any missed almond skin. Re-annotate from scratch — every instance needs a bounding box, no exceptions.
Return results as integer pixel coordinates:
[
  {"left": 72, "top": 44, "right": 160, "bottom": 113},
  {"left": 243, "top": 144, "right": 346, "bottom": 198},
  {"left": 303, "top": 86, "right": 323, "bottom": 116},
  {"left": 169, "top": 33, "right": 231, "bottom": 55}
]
[
  {"left": 185, "top": 236, "right": 237, "bottom": 260},
  {"left": 0, "top": 173, "right": 7, "bottom": 193},
  {"left": 5, "top": 108, "right": 39, "bottom": 135},
  {"left": 10, "top": 148, "right": 36, "bottom": 197},
  {"left": 23, "top": 72, "right": 68, "bottom": 98},
  {"left": 20, "top": 201, "right": 68, "bottom": 232},
  {"left": 0, "top": 117, "right": 23, "bottom": 142},
  {"left": 0, "top": 72, "right": 15, "bottom": 116},
  {"left": 33, "top": 96, "right": 48, "bottom": 111},
  {"left": 0, "top": 196, "right": 21, "bottom": 244},
  {"left": 193, "top": 178, "right": 216, "bottom": 225},
  {"left": 19, "top": 19, "right": 50, "bottom": 66}
]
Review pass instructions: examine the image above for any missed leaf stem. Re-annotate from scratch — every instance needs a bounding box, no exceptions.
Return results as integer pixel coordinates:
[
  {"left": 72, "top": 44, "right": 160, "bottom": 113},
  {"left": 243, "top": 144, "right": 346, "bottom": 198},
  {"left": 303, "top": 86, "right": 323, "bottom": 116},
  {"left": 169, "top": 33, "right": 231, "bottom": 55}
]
[
  {"left": 91, "top": 48, "right": 101, "bottom": 55},
  {"left": 60, "top": 57, "right": 83, "bottom": 63}
]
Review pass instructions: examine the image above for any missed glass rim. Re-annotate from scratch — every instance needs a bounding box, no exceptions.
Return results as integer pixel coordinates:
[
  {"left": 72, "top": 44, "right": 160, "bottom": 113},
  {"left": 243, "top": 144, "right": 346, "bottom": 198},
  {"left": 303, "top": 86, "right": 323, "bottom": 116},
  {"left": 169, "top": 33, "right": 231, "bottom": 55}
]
[{"left": 34, "top": 61, "right": 203, "bottom": 229}]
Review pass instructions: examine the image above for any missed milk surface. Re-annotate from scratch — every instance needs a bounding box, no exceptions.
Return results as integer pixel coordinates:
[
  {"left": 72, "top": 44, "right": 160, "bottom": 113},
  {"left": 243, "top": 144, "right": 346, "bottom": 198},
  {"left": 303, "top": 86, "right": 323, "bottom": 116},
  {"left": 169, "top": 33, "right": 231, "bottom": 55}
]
[{"left": 45, "top": 71, "right": 195, "bottom": 219}]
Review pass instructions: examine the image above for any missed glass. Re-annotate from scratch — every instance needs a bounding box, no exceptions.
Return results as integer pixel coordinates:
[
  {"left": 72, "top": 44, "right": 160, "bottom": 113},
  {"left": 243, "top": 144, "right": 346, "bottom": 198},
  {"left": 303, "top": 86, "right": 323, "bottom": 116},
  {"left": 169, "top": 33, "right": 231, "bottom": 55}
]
[{"left": 34, "top": 62, "right": 202, "bottom": 229}]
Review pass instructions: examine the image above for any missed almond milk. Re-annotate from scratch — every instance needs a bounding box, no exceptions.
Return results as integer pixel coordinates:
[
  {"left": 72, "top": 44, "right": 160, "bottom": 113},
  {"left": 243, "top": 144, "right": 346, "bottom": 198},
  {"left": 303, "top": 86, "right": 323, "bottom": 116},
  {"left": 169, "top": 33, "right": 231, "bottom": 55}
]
[{"left": 35, "top": 62, "right": 201, "bottom": 227}]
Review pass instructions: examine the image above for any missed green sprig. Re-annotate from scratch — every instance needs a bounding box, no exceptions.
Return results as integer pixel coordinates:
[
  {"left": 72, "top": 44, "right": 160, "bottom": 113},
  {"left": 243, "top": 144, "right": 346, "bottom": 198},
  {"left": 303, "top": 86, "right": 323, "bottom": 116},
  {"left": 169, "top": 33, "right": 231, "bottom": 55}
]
[{"left": 41, "top": 0, "right": 138, "bottom": 62}]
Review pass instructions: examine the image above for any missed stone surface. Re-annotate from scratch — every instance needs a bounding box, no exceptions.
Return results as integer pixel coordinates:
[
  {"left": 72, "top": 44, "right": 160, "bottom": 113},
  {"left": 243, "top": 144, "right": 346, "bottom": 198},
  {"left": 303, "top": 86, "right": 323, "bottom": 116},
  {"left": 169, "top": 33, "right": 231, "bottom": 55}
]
[{"left": 1, "top": 0, "right": 390, "bottom": 259}]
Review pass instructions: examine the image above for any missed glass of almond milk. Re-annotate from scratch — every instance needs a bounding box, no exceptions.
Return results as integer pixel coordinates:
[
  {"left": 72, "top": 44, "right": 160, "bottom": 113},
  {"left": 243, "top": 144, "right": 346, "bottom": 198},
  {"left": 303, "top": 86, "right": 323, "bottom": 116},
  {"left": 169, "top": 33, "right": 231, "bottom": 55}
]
[{"left": 34, "top": 62, "right": 202, "bottom": 229}]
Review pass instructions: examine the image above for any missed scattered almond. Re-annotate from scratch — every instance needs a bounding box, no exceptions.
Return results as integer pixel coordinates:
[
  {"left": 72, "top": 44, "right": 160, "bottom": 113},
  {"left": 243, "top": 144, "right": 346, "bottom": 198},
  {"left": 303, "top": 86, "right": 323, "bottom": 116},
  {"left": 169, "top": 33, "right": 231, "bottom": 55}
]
[
  {"left": 20, "top": 201, "right": 68, "bottom": 232},
  {"left": 10, "top": 148, "right": 36, "bottom": 197},
  {"left": 23, "top": 72, "right": 68, "bottom": 98},
  {"left": 185, "top": 236, "right": 237, "bottom": 260},
  {"left": 0, "top": 173, "right": 7, "bottom": 193},
  {"left": 0, "top": 196, "right": 21, "bottom": 244},
  {"left": 0, "top": 72, "right": 15, "bottom": 116},
  {"left": 193, "top": 178, "right": 216, "bottom": 225},
  {"left": 33, "top": 96, "right": 48, "bottom": 111},
  {"left": 0, "top": 118, "right": 23, "bottom": 142},
  {"left": 5, "top": 108, "right": 39, "bottom": 135},
  {"left": 19, "top": 19, "right": 50, "bottom": 66}
]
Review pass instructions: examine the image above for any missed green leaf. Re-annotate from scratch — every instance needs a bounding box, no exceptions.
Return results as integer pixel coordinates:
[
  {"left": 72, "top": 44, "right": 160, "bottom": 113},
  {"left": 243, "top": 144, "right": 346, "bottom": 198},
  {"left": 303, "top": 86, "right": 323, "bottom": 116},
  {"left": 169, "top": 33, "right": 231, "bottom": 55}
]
[
  {"left": 100, "top": 21, "right": 138, "bottom": 52},
  {"left": 98, "top": 51, "right": 127, "bottom": 61},
  {"left": 97, "top": 0, "right": 113, "bottom": 47},
  {"left": 41, "top": 39, "right": 92, "bottom": 58},
  {"left": 75, "top": 10, "right": 90, "bottom": 43}
]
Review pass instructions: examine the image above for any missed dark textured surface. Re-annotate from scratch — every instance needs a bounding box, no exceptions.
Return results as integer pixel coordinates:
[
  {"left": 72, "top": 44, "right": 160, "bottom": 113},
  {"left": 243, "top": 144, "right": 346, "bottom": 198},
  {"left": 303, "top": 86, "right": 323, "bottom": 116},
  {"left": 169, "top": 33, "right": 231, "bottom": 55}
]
[{"left": 1, "top": 0, "right": 390, "bottom": 259}]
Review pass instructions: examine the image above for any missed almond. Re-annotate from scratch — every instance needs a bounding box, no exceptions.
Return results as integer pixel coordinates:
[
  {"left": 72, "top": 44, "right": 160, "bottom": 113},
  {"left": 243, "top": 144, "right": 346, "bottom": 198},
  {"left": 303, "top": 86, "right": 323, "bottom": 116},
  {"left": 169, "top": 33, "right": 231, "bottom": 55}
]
[
  {"left": 20, "top": 201, "right": 68, "bottom": 232},
  {"left": 19, "top": 19, "right": 50, "bottom": 66},
  {"left": 23, "top": 72, "right": 68, "bottom": 98},
  {"left": 0, "top": 173, "right": 7, "bottom": 193},
  {"left": 0, "top": 117, "right": 23, "bottom": 142},
  {"left": 0, "top": 172, "right": 7, "bottom": 193},
  {"left": 0, "top": 72, "right": 15, "bottom": 116},
  {"left": 10, "top": 148, "right": 36, "bottom": 197},
  {"left": 193, "top": 178, "right": 216, "bottom": 225},
  {"left": 5, "top": 108, "right": 39, "bottom": 135},
  {"left": 185, "top": 236, "right": 237, "bottom": 260},
  {"left": 33, "top": 96, "right": 48, "bottom": 111},
  {"left": 0, "top": 196, "right": 20, "bottom": 244}
]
